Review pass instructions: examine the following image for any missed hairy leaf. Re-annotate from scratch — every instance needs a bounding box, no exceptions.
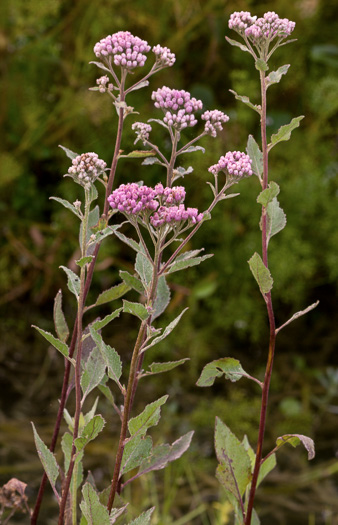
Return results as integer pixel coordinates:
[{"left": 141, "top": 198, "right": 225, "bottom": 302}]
[
  {"left": 269, "top": 116, "right": 304, "bottom": 150},
  {"left": 230, "top": 91, "right": 261, "bottom": 114},
  {"left": 225, "top": 36, "right": 250, "bottom": 53},
  {"left": 152, "top": 276, "right": 171, "bottom": 320},
  {"left": 128, "top": 395, "right": 168, "bottom": 436},
  {"left": 276, "top": 434, "right": 315, "bottom": 460},
  {"left": 120, "top": 271, "right": 145, "bottom": 294},
  {"left": 32, "top": 423, "right": 59, "bottom": 501},
  {"left": 115, "top": 231, "right": 143, "bottom": 253},
  {"left": 135, "top": 252, "right": 153, "bottom": 286},
  {"left": 142, "top": 157, "right": 163, "bottom": 166},
  {"left": 121, "top": 435, "right": 153, "bottom": 476},
  {"left": 81, "top": 347, "right": 106, "bottom": 400},
  {"left": 167, "top": 254, "right": 213, "bottom": 274},
  {"left": 32, "top": 326, "right": 70, "bottom": 361},
  {"left": 59, "top": 144, "right": 78, "bottom": 160},
  {"left": 120, "top": 150, "right": 155, "bottom": 158},
  {"left": 91, "top": 308, "right": 123, "bottom": 331},
  {"left": 75, "top": 415, "right": 105, "bottom": 453},
  {"left": 141, "top": 308, "right": 188, "bottom": 353},
  {"left": 147, "top": 359, "right": 189, "bottom": 375},
  {"left": 50, "top": 197, "right": 82, "bottom": 218},
  {"left": 179, "top": 145, "right": 205, "bottom": 154},
  {"left": 246, "top": 135, "right": 263, "bottom": 179},
  {"left": 88, "top": 225, "right": 120, "bottom": 246},
  {"left": 257, "top": 181, "right": 280, "bottom": 207},
  {"left": 248, "top": 252, "right": 273, "bottom": 295},
  {"left": 255, "top": 58, "right": 269, "bottom": 71},
  {"left": 60, "top": 266, "right": 81, "bottom": 298},
  {"left": 80, "top": 483, "right": 110, "bottom": 525},
  {"left": 123, "top": 300, "right": 149, "bottom": 321},
  {"left": 197, "top": 358, "right": 253, "bottom": 387},
  {"left": 53, "top": 289, "right": 69, "bottom": 343},
  {"left": 266, "top": 198, "right": 287, "bottom": 240},
  {"left": 127, "top": 507, "right": 155, "bottom": 525},
  {"left": 76, "top": 255, "right": 94, "bottom": 268},
  {"left": 266, "top": 64, "right": 290, "bottom": 88},
  {"left": 89, "top": 329, "right": 122, "bottom": 386},
  {"left": 95, "top": 282, "right": 131, "bottom": 306}
]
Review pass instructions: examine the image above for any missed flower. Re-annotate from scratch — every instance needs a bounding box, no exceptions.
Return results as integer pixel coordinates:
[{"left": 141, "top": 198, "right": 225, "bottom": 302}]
[
  {"left": 151, "top": 86, "right": 203, "bottom": 131},
  {"left": 201, "top": 110, "right": 230, "bottom": 137},
  {"left": 96, "top": 75, "right": 110, "bottom": 93},
  {"left": 245, "top": 12, "right": 295, "bottom": 42},
  {"left": 67, "top": 153, "right": 107, "bottom": 186},
  {"left": 150, "top": 204, "right": 203, "bottom": 228},
  {"left": 93, "top": 31, "right": 151, "bottom": 69},
  {"left": 107, "top": 183, "right": 158, "bottom": 214},
  {"left": 154, "top": 183, "right": 186, "bottom": 204},
  {"left": 132, "top": 122, "right": 152, "bottom": 145},
  {"left": 152, "top": 45, "right": 176, "bottom": 67},
  {"left": 208, "top": 151, "right": 253, "bottom": 179},
  {"left": 228, "top": 11, "right": 257, "bottom": 34}
]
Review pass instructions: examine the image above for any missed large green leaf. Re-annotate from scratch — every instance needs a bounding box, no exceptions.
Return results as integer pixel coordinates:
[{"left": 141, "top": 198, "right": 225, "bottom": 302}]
[
  {"left": 120, "top": 435, "right": 153, "bottom": 476},
  {"left": 127, "top": 507, "right": 155, "bottom": 525},
  {"left": 90, "top": 308, "right": 123, "bottom": 331},
  {"left": 247, "top": 135, "right": 263, "bottom": 180},
  {"left": 268, "top": 116, "right": 304, "bottom": 151},
  {"left": 248, "top": 252, "right": 273, "bottom": 295},
  {"left": 90, "top": 328, "right": 122, "bottom": 387},
  {"left": 80, "top": 483, "right": 110, "bottom": 525},
  {"left": 266, "top": 198, "right": 287, "bottom": 241},
  {"left": 135, "top": 252, "right": 153, "bottom": 287},
  {"left": 50, "top": 196, "right": 82, "bottom": 218},
  {"left": 123, "top": 300, "right": 149, "bottom": 321},
  {"left": 141, "top": 309, "right": 188, "bottom": 353},
  {"left": 230, "top": 91, "right": 261, "bottom": 114},
  {"left": 32, "top": 326, "right": 71, "bottom": 362},
  {"left": 32, "top": 423, "right": 59, "bottom": 501},
  {"left": 146, "top": 359, "right": 189, "bottom": 376},
  {"left": 266, "top": 64, "right": 290, "bottom": 89},
  {"left": 81, "top": 347, "right": 106, "bottom": 400},
  {"left": 120, "top": 271, "right": 145, "bottom": 294},
  {"left": 167, "top": 254, "right": 213, "bottom": 274},
  {"left": 257, "top": 181, "right": 280, "bottom": 207},
  {"left": 225, "top": 36, "right": 250, "bottom": 53},
  {"left": 128, "top": 395, "right": 168, "bottom": 436},
  {"left": 152, "top": 276, "right": 171, "bottom": 320},
  {"left": 196, "top": 358, "right": 255, "bottom": 387}
]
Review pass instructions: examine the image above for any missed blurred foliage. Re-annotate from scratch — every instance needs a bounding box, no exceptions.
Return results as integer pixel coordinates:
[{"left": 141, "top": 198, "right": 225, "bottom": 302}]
[{"left": 0, "top": 0, "right": 338, "bottom": 523}]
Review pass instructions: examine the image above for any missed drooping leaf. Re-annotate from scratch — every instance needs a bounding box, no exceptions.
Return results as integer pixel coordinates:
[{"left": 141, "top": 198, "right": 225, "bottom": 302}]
[
  {"left": 89, "top": 60, "right": 111, "bottom": 73},
  {"left": 81, "top": 347, "right": 106, "bottom": 400},
  {"left": 167, "top": 254, "right": 213, "bottom": 274},
  {"left": 266, "top": 64, "right": 290, "bottom": 88},
  {"left": 95, "top": 282, "right": 131, "bottom": 306},
  {"left": 115, "top": 231, "right": 143, "bottom": 253},
  {"left": 53, "top": 289, "right": 69, "bottom": 343},
  {"left": 268, "top": 116, "right": 304, "bottom": 150},
  {"left": 225, "top": 36, "right": 250, "bottom": 53},
  {"left": 127, "top": 507, "right": 155, "bottom": 525},
  {"left": 128, "top": 395, "right": 168, "bottom": 436},
  {"left": 120, "top": 435, "right": 153, "bottom": 476},
  {"left": 215, "top": 418, "right": 252, "bottom": 500},
  {"left": 196, "top": 358, "right": 254, "bottom": 387},
  {"left": 80, "top": 483, "right": 110, "bottom": 525},
  {"left": 120, "top": 150, "right": 156, "bottom": 158},
  {"left": 32, "top": 326, "right": 71, "bottom": 361},
  {"left": 230, "top": 91, "right": 261, "bottom": 114},
  {"left": 246, "top": 135, "right": 263, "bottom": 179},
  {"left": 146, "top": 359, "right": 189, "bottom": 376},
  {"left": 152, "top": 276, "right": 170, "bottom": 320},
  {"left": 50, "top": 197, "right": 82, "bottom": 218},
  {"left": 32, "top": 423, "right": 59, "bottom": 501},
  {"left": 248, "top": 253, "right": 273, "bottom": 295},
  {"left": 257, "top": 181, "right": 280, "bottom": 207},
  {"left": 141, "top": 308, "right": 188, "bottom": 353},
  {"left": 120, "top": 271, "right": 145, "bottom": 294},
  {"left": 59, "top": 266, "right": 81, "bottom": 299},
  {"left": 276, "top": 434, "right": 315, "bottom": 460},
  {"left": 59, "top": 144, "right": 78, "bottom": 160},
  {"left": 123, "top": 300, "right": 149, "bottom": 321},
  {"left": 91, "top": 308, "right": 123, "bottom": 331},
  {"left": 266, "top": 198, "right": 287, "bottom": 240},
  {"left": 135, "top": 252, "right": 153, "bottom": 287},
  {"left": 75, "top": 415, "right": 105, "bottom": 453}
]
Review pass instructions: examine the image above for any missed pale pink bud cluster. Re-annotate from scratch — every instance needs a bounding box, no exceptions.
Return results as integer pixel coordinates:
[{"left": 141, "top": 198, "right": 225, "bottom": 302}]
[
  {"left": 152, "top": 87, "right": 203, "bottom": 131},
  {"left": 67, "top": 153, "right": 107, "bottom": 185},
  {"left": 201, "top": 110, "right": 230, "bottom": 137},
  {"left": 228, "top": 11, "right": 257, "bottom": 34},
  {"left": 93, "top": 31, "right": 151, "bottom": 69},
  {"left": 96, "top": 75, "right": 110, "bottom": 93},
  {"left": 132, "top": 122, "right": 152, "bottom": 145},
  {"left": 108, "top": 183, "right": 158, "bottom": 214},
  {"left": 245, "top": 12, "right": 295, "bottom": 41},
  {"left": 209, "top": 151, "right": 253, "bottom": 179},
  {"left": 150, "top": 204, "right": 203, "bottom": 228},
  {"left": 152, "top": 45, "right": 176, "bottom": 67},
  {"left": 154, "top": 183, "right": 186, "bottom": 204}
]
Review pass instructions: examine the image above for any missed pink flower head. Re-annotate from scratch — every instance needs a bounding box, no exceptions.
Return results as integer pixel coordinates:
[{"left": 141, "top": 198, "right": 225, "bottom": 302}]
[
  {"left": 132, "top": 122, "right": 152, "bottom": 145},
  {"left": 201, "top": 110, "right": 230, "bottom": 137},
  {"left": 209, "top": 151, "right": 253, "bottom": 179},
  {"left": 228, "top": 11, "right": 257, "bottom": 34},
  {"left": 150, "top": 204, "right": 203, "bottom": 228},
  {"left": 67, "top": 152, "right": 107, "bottom": 186},
  {"left": 93, "top": 31, "right": 151, "bottom": 69},
  {"left": 151, "top": 86, "right": 203, "bottom": 131},
  {"left": 152, "top": 45, "right": 176, "bottom": 67},
  {"left": 108, "top": 183, "right": 158, "bottom": 215},
  {"left": 245, "top": 11, "right": 296, "bottom": 42},
  {"left": 96, "top": 75, "right": 109, "bottom": 93}
]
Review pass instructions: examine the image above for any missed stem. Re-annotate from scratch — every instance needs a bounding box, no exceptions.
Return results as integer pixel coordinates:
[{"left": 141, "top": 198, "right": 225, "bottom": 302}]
[
  {"left": 166, "top": 131, "right": 179, "bottom": 186},
  {"left": 244, "top": 71, "right": 277, "bottom": 525}
]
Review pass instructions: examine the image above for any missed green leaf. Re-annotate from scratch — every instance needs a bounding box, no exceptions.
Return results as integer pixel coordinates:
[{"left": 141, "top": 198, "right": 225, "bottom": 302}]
[
  {"left": 80, "top": 206, "right": 100, "bottom": 255},
  {"left": 50, "top": 197, "right": 82, "bottom": 218},
  {"left": 33, "top": 325, "right": 70, "bottom": 361},
  {"left": 89, "top": 328, "right": 122, "bottom": 387},
  {"left": 266, "top": 64, "right": 290, "bottom": 88},
  {"left": 32, "top": 423, "right": 59, "bottom": 501},
  {"left": 269, "top": 116, "right": 304, "bottom": 150},
  {"left": 248, "top": 252, "right": 273, "bottom": 295},
  {"left": 128, "top": 80, "right": 150, "bottom": 92},
  {"left": 147, "top": 359, "right": 189, "bottom": 375},
  {"left": 123, "top": 300, "right": 149, "bottom": 321},
  {"left": 95, "top": 282, "right": 131, "bottom": 306},
  {"left": 266, "top": 198, "right": 287, "bottom": 240},
  {"left": 80, "top": 483, "right": 110, "bottom": 525},
  {"left": 276, "top": 434, "right": 315, "bottom": 460},
  {"left": 121, "top": 435, "right": 153, "bottom": 476},
  {"left": 135, "top": 252, "right": 153, "bottom": 286},
  {"left": 175, "top": 248, "right": 205, "bottom": 262},
  {"left": 61, "top": 431, "right": 73, "bottom": 472},
  {"left": 76, "top": 255, "right": 94, "bottom": 268},
  {"left": 152, "top": 276, "right": 170, "bottom": 320},
  {"left": 128, "top": 395, "right": 168, "bottom": 436},
  {"left": 81, "top": 347, "right": 106, "bottom": 400},
  {"left": 59, "top": 266, "right": 81, "bottom": 299},
  {"left": 53, "top": 289, "right": 69, "bottom": 343},
  {"left": 167, "top": 254, "right": 213, "bottom": 274},
  {"left": 215, "top": 418, "right": 252, "bottom": 500},
  {"left": 179, "top": 145, "right": 205, "bottom": 154},
  {"left": 246, "top": 135, "right": 263, "bottom": 179},
  {"left": 120, "top": 271, "right": 145, "bottom": 294},
  {"left": 75, "top": 415, "right": 105, "bottom": 453},
  {"left": 196, "top": 358, "right": 254, "bottom": 387},
  {"left": 141, "top": 157, "right": 163, "bottom": 166},
  {"left": 242, "top": 436, "right": 276, "bottom": 487},
  {"left": 87, "top": 226, "right": 120, "bottom": 246},
  {"left": 257, "top": 181, "right": 280, "bottom": 207},
  {"left": 120, "top": 150, "right": 156, "bottom": 158},
  {"left": 225, "top": 36, "right": 250, "bottom": 53},
  {"left": 115, "top": 231, "right": 143, "bottom": 253},
  {"left": 230, "top": 91, "right": 261, "bottom": 114},
  {"left": 91, "top": 308, "right": 123, "bottom": 331},
  {"left": 127, "top": 507, "right": 155, "bottom": 525},
  {"left": 89, "top": 60, "right": 111, "bottom": 72},
  {"left": 59, "top": 144, "right": 78, "bottom": 160},
  {"left": 141, "top": 309, "right": 188, "bottom": 353},
  {"left": 148, "top": 117, "right": 169, "bottom": 129},
  {"left": 255, "top": 58, "right": 269, "bottom": 72}
]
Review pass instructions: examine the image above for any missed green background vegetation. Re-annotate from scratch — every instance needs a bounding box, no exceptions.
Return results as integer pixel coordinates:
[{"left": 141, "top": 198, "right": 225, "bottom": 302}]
[{"left": 0, "top": 0, "right": 337, "bottom": 523}]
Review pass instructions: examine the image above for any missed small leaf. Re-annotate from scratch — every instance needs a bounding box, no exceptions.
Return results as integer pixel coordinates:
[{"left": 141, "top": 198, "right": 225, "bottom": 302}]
[
  {"left": 266, "top": 198, "right": 287, "bottom": 240},
  {"left": 120, "top": 271, "right": 145, "bottom": 294},
  {"left": 248, "top": 252, "right": 273, "bottom": 295},
  {"left": 128, "top": 80, "right": 150, "bottom": 92},
  {"left": 142, "top": 157, "right": 163, "bottom": 166},
  {"left": 91, "top": 308, "right": 123, "bottom": 331},
  {"left": 225, "top": 36, "right": 250, "bottom": 53},
  {"left": 152, "top": 276, "right": 170, "bottom": 320},
  {"left": 32, "top": 423, "right": 59, "bottom": 501},
  {"left": 50, "top": 197, "right": 82, "bottom": 218},
  {"left": 88, "top": 226, "right": 120, "bottom": 246},
  {"left": 53, "top": 290, "right": 69, "bottom": 343},
  {"left": 76, "top": 256, "right": 94, "bottom": 268},
  {"left": 121, "top": 435, "right": 153, "bottom": 476},
  {"left": 60, "top": 266, "right": 81, "bottom": 299},
  {"left": 95, "top": 282, "right": 131, "bottom": 306},
  {"left": 33, "top": 326, "right": 70, "bottom": 360},
  {"left": 266, "top": 64, "right": 290, "bottom": 88},
  {"left": 258, "top": 453, "right": 277, "bottom": 485},
  {"left": 123, "top": 300, "right": 149, "bottom": 321},
  {"left": 141, "top": 309, "right": 188, "bottom": 353},
  {"left": 59, "top": 144, "right": 78, "bottom": 160},
  {"left": 128, "top": 395, "right": 168, "bottom": 436},
  {"left": 127, "top": 507, "right": 155, "bottom": 525},
  {"left": 120, "top": 150, "right": 156, "bottom": 158},
  {"left": 61, "top": 431, "right": 73, "bottom": 472},
  {"left": 90, "top": 328, "right": 122, "bottom": 387},
  {"left": 167, "top": 254, "right": 213, "bottom": 274},
  {"left": 135, "top": 252, "right": 153, "bottom": 286},
  {"left": 276, "top": 434, "right": 315, "bottom": 460},
  {"left": 178, "top": 145, "right": 205, "bottom": 155},
  {"left": 269, "top": 116, "right": 304, "bottom": 150},
  {"left": 255, "top": 58, "right": 269, "bottom": 71},
  {"left": 148, "top": 117, "right": 169, "bottom": 129},
  {"left": 89, "top": 60, "right": 111, "bottom": 73},
  {"left": 80, "top": 206, "right": 100, "bottom": 255},
  {"left": 115, "top": 231, "right": 143, "bottom": 253},
  {"left": 246, "top": 136, "right": 263, "bottom": 179},
  {"left": 230, "top": 91, "right": 261, "bottom": 114},
  {"left": 81, "top": 347, "right": 106, "bottom": 400},
  {"left": 147, "top": 359, "right": 189, "bottom": 376},
  {"left": 80, "top": 483, "right": 110, "bottom": 525},
  {"left": 257, "top": 181, "right": 280, "bottom": 207},
  {"left": 196, "top": 358, "right": 255, "bottom": 387},
  {"left": 75, "top": 415, "right": 105, "bottom": 453}
]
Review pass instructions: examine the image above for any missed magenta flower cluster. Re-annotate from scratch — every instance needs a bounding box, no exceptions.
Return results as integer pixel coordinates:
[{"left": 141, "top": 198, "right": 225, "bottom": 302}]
[
  {"left": 67, "top": 153, "right": 107, "bottom": 186},
  {"left": 229, "top": 11, "right": 295, "bottom": 43},
  {"left": 228, "top": 11, "right": 257, "bottom": 34},
  {"left": 152, "top": 45, "right": 176, "bottom": 68},
  {"left": 201, "top": 110, "right": 230, "bottom": 138},
  {"left": 132, "top": 122, "right": 152, "bottom": 145},
  {"left": 108, "top": 182, "right": 202, "bottom": 228},
  {"left": 96, "top": 75, "right": 111, "bottom": 93},
  {"left": 209, "top": 151, "right": 253, "bottom": 179},
  {"left": 151, "top": 87, "right": 203, "bottom": 131},
  {"left": 93, "top": 31, "right": 151, "bottom": 69}
]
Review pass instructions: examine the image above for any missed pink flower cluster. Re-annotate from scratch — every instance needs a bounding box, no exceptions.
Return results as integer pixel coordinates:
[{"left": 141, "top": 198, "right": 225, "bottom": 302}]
[
  {"left": 208, "top": 151, "right": 253, "bottom": 179},
  {"left": 228, "top": 11, "right": 295, "bottom": 43},
  {"left": 93, "top": 31, "right": 151, "bottom": 69},
  {"left": 228, "top": 11, "right": 257, "bottom": 34},
  {"left": 151, "top": 87, "right": 203, "bottom": 131},
  {"left": 132, "top": 122, "right": 152, "bottom": 145},
  {"left": 152, "top": 45, "right": 176, "bottom": 67},
  {"left": 201, "top": 110, "right": 230, "bottom": 137},
  {"left": 96, "top": 75, "right": 111, "bottom": 93},
  {"left": 108, "top": 182, "right": 202, "bottom": 228},
  {"left": 67, "top": 153, "right": 107, "bottom": 185}
]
